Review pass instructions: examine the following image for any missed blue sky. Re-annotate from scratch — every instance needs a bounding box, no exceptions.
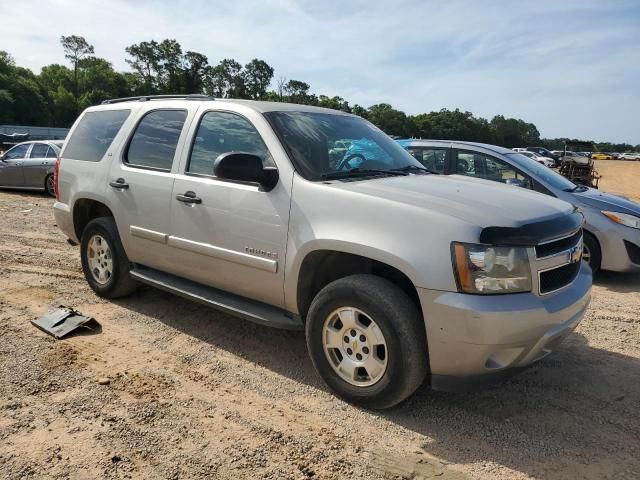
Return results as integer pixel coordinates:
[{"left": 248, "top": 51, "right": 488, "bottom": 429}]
[{"left": 5, "top": 0, "right": 640, "bottom": 143}]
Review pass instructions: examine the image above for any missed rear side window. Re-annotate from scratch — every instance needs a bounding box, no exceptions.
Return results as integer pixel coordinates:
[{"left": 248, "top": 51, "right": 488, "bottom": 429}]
[
  {"left": 455, "top": 150, "right": 532, "bottom": 188},
  {"left": 406, "top": 146, "right": 447, "bottom": 174},
  {"left": 188, "top": 111, "right": 272, "bottom": 176},
  {"left": 63, "top": 110, "right": 130, "bottom": 162},
  {"left": 45, "top": 146, "right": 58, "bottom": 158},
  {"left": 125, "top": 110, "right": 187, "bottom": 171},
  {"left": 29, "top": 143, "right": 49, "bottom": 158}
]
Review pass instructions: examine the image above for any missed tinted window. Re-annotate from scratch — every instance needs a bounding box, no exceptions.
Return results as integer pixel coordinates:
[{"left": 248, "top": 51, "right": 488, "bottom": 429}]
[
  {"left": 45, "top": 146, "right": 59, "bottom": 158},
  {"left": 188, "top": 111, "right": 272, "bottom": 175},
  {"left": 126, "top": 110, "right": 187, "bottom": 170},
  {"left": 4, "top": 144, "right": 30, "bottom": 160},
  {"left": 64, "top": 110, "right": 130, "bottom": 162},
  {"left": 29, "top": 143, "right": 49, "bottom": 158},
  {"left": 455, "top": 150, "right": 532, "bottom": 188},
  {"left": 406, "top": 147, "right": 447, "bottom": 173}
]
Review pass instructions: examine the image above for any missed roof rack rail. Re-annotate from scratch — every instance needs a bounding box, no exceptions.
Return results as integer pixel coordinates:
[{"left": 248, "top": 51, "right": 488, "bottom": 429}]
[{"left": 102, "top": 94, "right": 214, "bottom": 105}]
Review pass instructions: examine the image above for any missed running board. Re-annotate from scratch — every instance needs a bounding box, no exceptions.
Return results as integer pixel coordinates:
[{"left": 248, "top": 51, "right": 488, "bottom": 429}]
[{"left": 130, "top": 266, "right": 303, "bottom": 330}]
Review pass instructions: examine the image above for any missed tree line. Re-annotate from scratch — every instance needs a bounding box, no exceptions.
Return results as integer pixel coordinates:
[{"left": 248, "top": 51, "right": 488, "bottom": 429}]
[{"left": 1, "top": 35, "right": 638, "bottom": 152}]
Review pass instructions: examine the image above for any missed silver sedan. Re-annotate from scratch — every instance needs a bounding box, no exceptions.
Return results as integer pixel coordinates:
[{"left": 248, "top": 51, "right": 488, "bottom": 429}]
[{"left": 0, "top": 140, "right": 63, "bottom": 196}]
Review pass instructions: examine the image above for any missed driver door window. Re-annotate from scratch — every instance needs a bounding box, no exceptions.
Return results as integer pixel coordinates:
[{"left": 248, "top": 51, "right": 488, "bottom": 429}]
[
  {"left": 188, "top": 111, "right": 272, "bottom": 176},
  {"left": 455, "top": 150, "right": 531, "bottom": 188}
]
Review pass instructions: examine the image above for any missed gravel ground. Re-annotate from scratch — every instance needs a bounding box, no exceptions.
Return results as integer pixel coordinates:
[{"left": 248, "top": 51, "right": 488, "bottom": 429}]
[{"left": 0, "top": 185, "right": 639, "bottom": 480}]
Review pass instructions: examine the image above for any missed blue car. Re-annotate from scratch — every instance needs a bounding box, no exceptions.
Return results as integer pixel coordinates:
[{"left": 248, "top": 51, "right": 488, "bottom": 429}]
[{"left": 397, "top": 139, "right": 640, "bottom": 273}]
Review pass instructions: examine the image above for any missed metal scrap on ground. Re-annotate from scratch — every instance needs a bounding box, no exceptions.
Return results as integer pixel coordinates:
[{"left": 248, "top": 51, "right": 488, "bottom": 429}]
[{"left": 31, "top": 305, "right": 100, "bottom": 339}]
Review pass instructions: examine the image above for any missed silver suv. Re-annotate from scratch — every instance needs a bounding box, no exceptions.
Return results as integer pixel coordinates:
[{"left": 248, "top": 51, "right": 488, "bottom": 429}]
[{"left": 54, "top": 95, "right": 591, "bottom": 408}]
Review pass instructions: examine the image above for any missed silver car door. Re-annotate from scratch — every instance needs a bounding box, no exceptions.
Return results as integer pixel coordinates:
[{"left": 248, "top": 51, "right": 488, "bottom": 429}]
[
  {"left": 167, "top": 108, "right": 291, "bottom": 308},
  {"left": 23, "top": 143, "right": 51, "bottom": 188},
  {"left": 108, "top": 107, "right": 195, "bottom": 272},
  {"left": 0, "top": 143, "right": 30, "bottom": 187}
]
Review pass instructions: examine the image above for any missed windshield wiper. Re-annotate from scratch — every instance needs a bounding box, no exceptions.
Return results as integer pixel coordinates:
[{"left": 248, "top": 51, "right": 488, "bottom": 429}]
[
  {"left": 390, "top": 165, "right": 438, "bottom": 175},
  {"left": 320, "top": 168, "right": 408, "bottom": 180}
]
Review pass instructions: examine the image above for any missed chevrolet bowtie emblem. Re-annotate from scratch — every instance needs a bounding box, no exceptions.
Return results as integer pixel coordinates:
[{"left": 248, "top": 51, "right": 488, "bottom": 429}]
[{"left": 570, "top": 246, "right": 582, "bottom": 264}]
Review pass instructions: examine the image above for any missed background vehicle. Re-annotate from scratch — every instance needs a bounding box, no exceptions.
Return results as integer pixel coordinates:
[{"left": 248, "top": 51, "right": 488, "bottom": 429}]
[
  {"left": 54, "top": 96, "right": 591, "bottom": 408},
  {"left": 0, "top": 140, "right": 63, "bottom": 196},
  {"left": 527, "top": 147, "right": 560, "bottom": 164},
  {"left": 620, "top": 152, "right": 640, "bottom": 161},
  {"left": 591, "top": 153, "right": 612, "bottom": 160},
  {"left": 398, "top": 139, "right": 640, "bottom": 274},
  {"left": 518, "top": 150, "right": 555, "bottom": 167}
]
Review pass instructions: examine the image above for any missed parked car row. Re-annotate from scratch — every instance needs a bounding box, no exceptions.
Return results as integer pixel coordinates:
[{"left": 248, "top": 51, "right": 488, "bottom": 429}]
[{"left": 511, "top": 148, "right": 640, "bottom": 163}]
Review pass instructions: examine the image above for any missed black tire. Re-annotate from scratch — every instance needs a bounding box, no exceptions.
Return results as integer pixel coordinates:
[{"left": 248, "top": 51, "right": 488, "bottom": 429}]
[
  {"left": 305, "top": 274, "right": 428, "bottom": 409},
  {"left": 583, "top": 231, "right": 601, "bottom": 274},
  {"left": 44, "top": 174, "right": 55, "bottom": 197},
  {"left": 80, "top": 217, "right": 138, "bottom": 298}
]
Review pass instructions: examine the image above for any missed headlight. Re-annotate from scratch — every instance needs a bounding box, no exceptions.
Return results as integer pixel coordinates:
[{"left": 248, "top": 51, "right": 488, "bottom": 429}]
[
  {"left": 602, "top": 211, "right": 640, "bottom": 230},
  {"left": 452, "top": 243, "right": 532, "bottom": 294}
]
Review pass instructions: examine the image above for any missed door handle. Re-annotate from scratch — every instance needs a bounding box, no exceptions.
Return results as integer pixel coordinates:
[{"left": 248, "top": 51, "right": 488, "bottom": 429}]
[
  {"left": 176, "top": 191, "right": 202, "bottom": 204},
  {"left": 109, "top": 178, "right": 129, "bottom": 189}
]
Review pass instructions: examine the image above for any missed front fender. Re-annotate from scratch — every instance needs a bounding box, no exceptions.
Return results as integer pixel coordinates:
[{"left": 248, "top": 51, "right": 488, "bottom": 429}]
[{"left": 283, "top": 238, "right": 425, "bottom": 313}]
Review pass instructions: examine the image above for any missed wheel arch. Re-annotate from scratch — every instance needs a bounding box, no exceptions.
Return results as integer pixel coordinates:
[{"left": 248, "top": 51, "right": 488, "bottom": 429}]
[
  {"left": 72, "top": 197, "right": 115, "bottom": 241},
  {"left": 293, "top": 245, "right": 423, "bottom": 322}
]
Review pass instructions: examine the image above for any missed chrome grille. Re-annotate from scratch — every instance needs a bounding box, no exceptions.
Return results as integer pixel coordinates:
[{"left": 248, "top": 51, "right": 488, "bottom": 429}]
[{"left": 532, "top": 229, "right": 583, "bottom": 295}]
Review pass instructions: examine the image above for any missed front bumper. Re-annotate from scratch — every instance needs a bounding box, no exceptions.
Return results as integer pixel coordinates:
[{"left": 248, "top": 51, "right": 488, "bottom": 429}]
[
  {"left": 596, "top": 222, "right": 640, "bottom": 272},
  {"left": 418, "top": 261, "right": 591, "bottom": 391}
]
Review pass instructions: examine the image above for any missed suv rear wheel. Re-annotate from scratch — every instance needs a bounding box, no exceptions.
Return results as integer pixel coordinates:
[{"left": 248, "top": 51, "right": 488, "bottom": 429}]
[
  {"left": 305, "top": 274, "right": 427, "bottom": 409},
  {"left": 80, "top": 217, "right": 138, "bottom": 298}
]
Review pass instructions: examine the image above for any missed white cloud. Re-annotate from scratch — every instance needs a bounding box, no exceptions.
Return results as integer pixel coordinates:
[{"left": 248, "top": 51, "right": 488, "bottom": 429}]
[{"left": 2, "top": 0, "right": 639, "bottom": 142}]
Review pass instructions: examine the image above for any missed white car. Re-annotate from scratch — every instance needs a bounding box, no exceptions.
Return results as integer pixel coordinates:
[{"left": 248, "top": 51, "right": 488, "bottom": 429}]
[
  {"left": 518, "top": 150, "right": 555, "bottom": 167},
  {"left": 620, "top": 152, "right": 640, "bottom": 161}
]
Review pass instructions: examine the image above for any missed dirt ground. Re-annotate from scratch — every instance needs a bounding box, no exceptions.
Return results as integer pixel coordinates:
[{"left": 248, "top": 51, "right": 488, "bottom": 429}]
[
  {"left": 1, "top": 163, "right": 640, "bottom": 479},
  {"left": 595, "top": 160, "right": 640, "bottom": 202}
]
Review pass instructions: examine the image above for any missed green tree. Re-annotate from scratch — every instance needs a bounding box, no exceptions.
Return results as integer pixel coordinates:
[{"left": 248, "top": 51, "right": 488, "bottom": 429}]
[
  {"left": 283, "top": 79, "right": 312, "bottom": 104},
  {"left": 243, "top": 59, "right": 274, "bottom": 100},
  {"left": 205, "top": 58, "right": 244, "bottom": 98},
  {"left": 183, "top": 51, "right": 209, "bottom": 94},
  {"left": 490, "top": 115, "right": 540, "bottom": 148},
  {"left": 411, "top": 109, "right": 494, "bottom": 142},
  {"left": 156, "top": 39, "right": 184, "bottom": 93},
  {"left": 367, "top": 103, "right": 410, "bottom": 137},
  {"left": 125, "top": 40, "right": 161, "bottom": 93},
  {"left": 317, "top": 95, "right": 350, "bottom": 112},
  {"left": 60, "top": 35, "right": 95, "bottom": 111},
  {"left": 0, "top": 51, "right": 49, "bottom": 125}
]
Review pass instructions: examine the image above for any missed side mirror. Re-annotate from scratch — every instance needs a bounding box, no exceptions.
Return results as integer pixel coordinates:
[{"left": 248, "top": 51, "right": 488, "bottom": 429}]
[
  {"left": 505, "top": 178, "right": 525, "bottom": 188},
  {"left": 213, "top": 152, "right": 279, "bottom": 191}
]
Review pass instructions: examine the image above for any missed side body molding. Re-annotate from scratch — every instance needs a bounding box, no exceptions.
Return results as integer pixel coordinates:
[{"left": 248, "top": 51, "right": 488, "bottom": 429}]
[{"left": 130, "top": 226, "right": 278, "bottom": 273}]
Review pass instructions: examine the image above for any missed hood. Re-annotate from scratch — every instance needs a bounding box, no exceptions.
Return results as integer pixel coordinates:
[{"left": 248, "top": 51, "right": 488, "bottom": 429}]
[
  {"left": 572, "top": 187, "right": 640, "bottom": 215},
  {"left": 331, "top": 173, "right": 574, "bottom": 228}
]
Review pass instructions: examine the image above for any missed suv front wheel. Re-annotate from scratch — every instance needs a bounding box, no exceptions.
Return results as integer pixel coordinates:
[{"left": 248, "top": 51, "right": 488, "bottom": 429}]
[
  {"left": 305, "top": 274, "right": 428, "bottom": 409},
  {"left": 80, "top": 217, "right": 138, "bottom": 298}
]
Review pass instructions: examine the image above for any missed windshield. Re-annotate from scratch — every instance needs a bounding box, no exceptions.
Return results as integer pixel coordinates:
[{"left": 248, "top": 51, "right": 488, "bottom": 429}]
[
  {"left": 265, "top": 111, "right": 424, "bottom": 180},
  {"left": 505, "top": 153, "right": 577, "bottom": 191}
]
